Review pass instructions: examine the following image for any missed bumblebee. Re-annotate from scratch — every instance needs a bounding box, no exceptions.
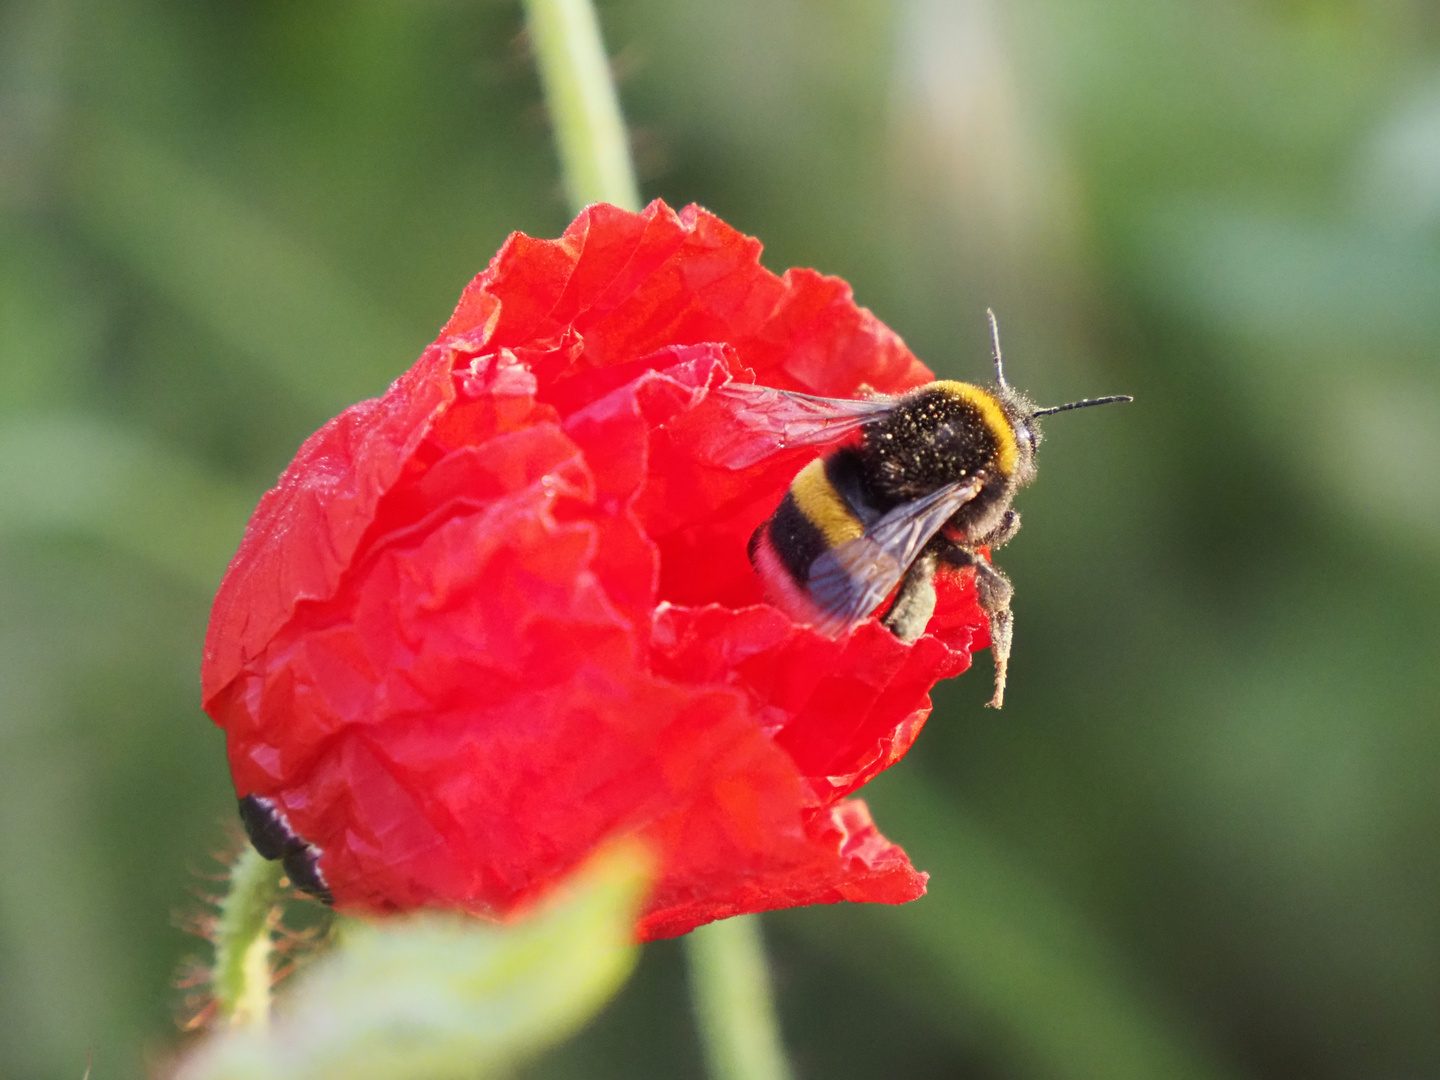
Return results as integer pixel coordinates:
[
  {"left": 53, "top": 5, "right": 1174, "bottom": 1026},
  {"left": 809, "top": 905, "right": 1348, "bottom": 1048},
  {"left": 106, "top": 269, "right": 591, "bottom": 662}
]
[{"left": 715, "top": 311, "right": 1130, "bottom": 708}]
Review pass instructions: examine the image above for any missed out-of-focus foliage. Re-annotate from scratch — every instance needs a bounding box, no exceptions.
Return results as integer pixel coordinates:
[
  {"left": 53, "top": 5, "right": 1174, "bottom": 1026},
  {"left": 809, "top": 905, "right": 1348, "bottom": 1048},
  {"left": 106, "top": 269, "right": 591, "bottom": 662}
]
[
  {"left": 1, "top": 1, "right": 1437, "bottom": 1079},
  {"left": 177, "top": 844, "right": 649, "bottom": 1080}
]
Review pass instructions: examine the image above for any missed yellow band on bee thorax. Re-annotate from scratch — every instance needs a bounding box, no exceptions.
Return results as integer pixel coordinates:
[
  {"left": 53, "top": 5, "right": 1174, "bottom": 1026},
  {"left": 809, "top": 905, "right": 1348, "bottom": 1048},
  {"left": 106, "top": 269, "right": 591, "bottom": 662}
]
[
  {"left": 931, "top": 381, "right": 1018, "bottom": 477},
  {"left": 790, "top": 459, "right": 864, "bottom": 547}
]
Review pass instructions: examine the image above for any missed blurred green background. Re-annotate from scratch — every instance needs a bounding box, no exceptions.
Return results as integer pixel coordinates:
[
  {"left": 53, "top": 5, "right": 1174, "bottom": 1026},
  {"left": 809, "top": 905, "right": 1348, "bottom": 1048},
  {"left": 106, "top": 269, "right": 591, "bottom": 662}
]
[{"left": 3, "top": 0, "right": 1439, "bottom": 1077}]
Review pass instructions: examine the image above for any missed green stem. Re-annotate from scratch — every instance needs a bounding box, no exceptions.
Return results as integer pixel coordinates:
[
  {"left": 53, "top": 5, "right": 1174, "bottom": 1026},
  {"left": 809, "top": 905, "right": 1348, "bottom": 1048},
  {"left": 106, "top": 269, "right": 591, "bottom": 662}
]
[
  {"left": 521, "top": 0, "right": 642, "bottom": 214},
  {"left": 685, "top": 916, "right": 796, "bottom": 1080},
  {"left": 519, "top": 10, "right": 789, "bottom": 1078},
  {"left": 212, "top": 846, "right": 284, "bottom": 1028}
]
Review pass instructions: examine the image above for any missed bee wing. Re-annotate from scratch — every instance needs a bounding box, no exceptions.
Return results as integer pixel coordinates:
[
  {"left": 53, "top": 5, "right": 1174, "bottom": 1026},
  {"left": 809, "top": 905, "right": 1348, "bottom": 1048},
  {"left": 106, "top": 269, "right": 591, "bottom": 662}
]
[
  {"left": 700, "top": 381, "right": 897, "bottom": 469},
  {"left": 806, "top": 477, "right": 984, "bottom": 635}
]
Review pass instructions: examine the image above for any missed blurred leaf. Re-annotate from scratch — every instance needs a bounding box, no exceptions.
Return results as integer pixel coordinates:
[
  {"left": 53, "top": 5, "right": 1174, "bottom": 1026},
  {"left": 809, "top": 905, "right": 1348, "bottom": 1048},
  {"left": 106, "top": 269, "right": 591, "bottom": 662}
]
[
  {"left": 0, "top": 415, "right": 255, "bottom": 592},
  {"left": 0, "top": 223, "right": 102, "bottom": 414},
  {"left": 177, "top": 843, "right": 650, "bottom": 1080},
  {"left": 60, "top": 119, "right": 427, "bottom": 415},
  {"left": 1128, "top": 198, "right": 1440, "bottom": 554},
  {"left": 1138, "top": 200, "right": 1440, "bottom": 354},
  {"left": 790, "top": 775, "right": 1244, "bottom": 1080}
]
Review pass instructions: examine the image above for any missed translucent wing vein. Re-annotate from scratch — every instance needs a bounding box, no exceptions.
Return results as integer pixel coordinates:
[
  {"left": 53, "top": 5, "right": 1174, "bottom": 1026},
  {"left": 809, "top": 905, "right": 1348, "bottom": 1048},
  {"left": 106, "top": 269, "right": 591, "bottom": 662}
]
[
  {"left": 699, "top": 382, "right": 896, "bottom": 469},
  {"left": 807, "top": 477, "right": 983, "bottom": 635}
]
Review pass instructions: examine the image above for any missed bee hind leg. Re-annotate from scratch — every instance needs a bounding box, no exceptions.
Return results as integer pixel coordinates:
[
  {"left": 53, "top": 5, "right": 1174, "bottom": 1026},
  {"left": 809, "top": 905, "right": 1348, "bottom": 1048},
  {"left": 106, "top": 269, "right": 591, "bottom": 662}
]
[
  {"left": 983, "top": 509, "right": 1021, "bottom": 550},
  {"left": 939, "top": 543, "right": 1014, "bottom": 708},
  {"left": 882, "top": 553, "right": 938, "bottom": 643}
]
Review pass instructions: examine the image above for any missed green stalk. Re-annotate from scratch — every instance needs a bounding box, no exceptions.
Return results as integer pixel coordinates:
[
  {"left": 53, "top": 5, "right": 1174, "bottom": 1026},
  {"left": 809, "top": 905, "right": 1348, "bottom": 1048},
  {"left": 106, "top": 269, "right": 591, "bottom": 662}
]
[
  {"left": 521, "top": 0, "right": 642, "bottom": 214},
  {"left": 212, "top": 846, "right": 283, "bottom": 1028},
  {"left": 519, "top": 9, "right": 791, "bottom": 1079},
  {"left": 685, "top": 916, "right": 796, "bottom": 1080}
]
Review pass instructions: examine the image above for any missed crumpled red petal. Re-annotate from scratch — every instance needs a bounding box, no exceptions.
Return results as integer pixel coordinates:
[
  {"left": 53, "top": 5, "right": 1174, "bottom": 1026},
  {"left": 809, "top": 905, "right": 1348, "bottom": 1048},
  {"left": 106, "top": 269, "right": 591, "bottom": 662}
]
[{"left": 203, "top": 200, "right": 988, "bottom": 939}]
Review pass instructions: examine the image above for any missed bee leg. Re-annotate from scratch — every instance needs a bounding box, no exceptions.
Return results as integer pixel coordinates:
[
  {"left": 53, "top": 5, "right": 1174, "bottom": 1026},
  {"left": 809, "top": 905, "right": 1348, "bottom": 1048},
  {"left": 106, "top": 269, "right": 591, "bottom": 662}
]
[
  {"left": 938, "top": 543, "right": 1014, "bottom": 708},
  {"left": 883, "top": 552, "right": 938, "bottom": 643},
  {"left": 974, "top": 560, "right": 1014, "bottom": 708},
  {"left": 984, "top": 509, "right": 1022, "bottom": 550}
]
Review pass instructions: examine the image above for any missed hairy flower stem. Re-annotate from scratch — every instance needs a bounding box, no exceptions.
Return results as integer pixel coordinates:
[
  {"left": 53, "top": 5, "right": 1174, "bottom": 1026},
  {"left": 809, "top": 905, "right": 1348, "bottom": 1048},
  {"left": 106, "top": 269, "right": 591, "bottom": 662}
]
[
  {"left": 685, "top": 916, "right": 796, "bottom": 1080},
  {"left": 521, "top": 0, "right": 641, "bottom": 214},
  {"left": 212, "top": 846, "right": 283, "bottom": 1027}
]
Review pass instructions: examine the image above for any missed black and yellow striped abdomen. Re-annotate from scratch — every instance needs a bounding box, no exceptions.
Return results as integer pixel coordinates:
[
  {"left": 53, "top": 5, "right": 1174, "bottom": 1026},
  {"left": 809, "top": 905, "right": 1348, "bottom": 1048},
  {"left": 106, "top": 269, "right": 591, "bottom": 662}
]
[
  {"left": 751, "top": 457, "right": 866, "bottom": 589},
  {"left": 749, "top": 379, "right": 1025, "bottom": 610}
]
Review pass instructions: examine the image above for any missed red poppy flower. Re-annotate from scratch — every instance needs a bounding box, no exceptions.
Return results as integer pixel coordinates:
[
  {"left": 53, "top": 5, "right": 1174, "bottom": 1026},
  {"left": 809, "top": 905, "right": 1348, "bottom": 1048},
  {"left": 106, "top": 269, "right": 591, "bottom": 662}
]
[{"left": 202, "top": 200, "right": 991, "bottom": 940}]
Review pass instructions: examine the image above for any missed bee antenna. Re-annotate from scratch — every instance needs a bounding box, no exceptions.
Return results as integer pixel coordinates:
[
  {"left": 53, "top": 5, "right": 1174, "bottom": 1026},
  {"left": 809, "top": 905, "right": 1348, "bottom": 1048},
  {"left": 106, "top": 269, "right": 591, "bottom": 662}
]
[
  {"left": 986, "top": 308, "right": 1009, "bottom": 389},
  {"left": 1032, "top": 395, "right": 1134, "bottom": 417}
]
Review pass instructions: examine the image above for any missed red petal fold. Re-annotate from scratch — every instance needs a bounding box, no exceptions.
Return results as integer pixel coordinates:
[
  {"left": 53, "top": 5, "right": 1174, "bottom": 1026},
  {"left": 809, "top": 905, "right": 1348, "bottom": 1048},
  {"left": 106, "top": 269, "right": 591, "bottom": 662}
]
[{"left": 204, "top": 200, "right": 985, "bottom": 938}]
